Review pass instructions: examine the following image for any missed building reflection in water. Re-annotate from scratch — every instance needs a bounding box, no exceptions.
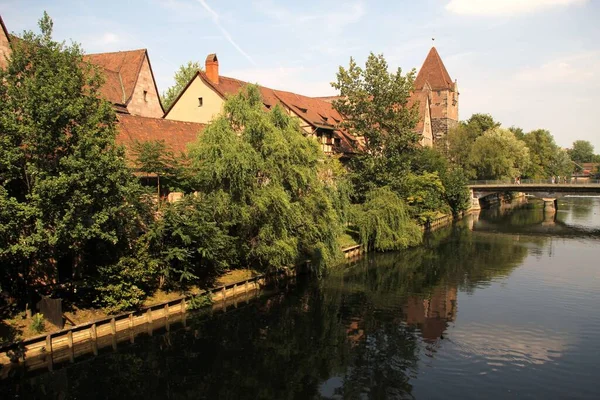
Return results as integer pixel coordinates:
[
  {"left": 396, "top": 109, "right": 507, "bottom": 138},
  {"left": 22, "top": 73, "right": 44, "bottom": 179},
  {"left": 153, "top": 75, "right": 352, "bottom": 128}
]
[{"left": 404, "top": 285, "right": 457, "bottom": 342}]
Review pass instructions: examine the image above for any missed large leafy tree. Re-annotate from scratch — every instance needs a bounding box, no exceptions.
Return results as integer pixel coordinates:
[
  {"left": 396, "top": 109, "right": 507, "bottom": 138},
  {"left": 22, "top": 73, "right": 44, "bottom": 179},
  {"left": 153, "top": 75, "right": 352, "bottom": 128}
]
[
  {"left": 522, "top": 129, "right": 572, "bottom": 178},
  {"left": 331, "top": 53, "right": 419, "bottom": 202},
  {"left": 0, "top": 13, "right": 144, "bottom": 299},
  {"left": 161, "top": 61, "right": 201, "bottom": 110},
  {"left": 188, "top": 85, "right": 343, "bottom": 273},
  {"left": 469, "top": 128, "right": 530, "bottom": 180},
  {"left": 437, "top": 113, "right": 502, "bottom": 177},
  {"left": 568, "top": 140, "right": 595, "bottom": 164}
]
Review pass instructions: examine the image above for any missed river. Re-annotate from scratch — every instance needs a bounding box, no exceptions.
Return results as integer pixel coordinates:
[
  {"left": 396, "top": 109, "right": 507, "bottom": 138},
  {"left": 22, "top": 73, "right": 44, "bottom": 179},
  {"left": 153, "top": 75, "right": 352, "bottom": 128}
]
[{"left": 2, "top": 197, "right": 600, "bottom": 399}]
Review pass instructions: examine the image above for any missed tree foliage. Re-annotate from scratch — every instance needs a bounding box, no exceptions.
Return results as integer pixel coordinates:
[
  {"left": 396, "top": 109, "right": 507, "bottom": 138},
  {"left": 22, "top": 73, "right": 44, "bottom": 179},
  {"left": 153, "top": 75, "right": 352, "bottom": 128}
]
[
  {"left": 350, "top": 187, "right": 422, "bottom": 252},
  {"left": 0, "top": 13, "right": 145, "bottom": 300},
  {"left": 522, "top": 129, "right": 572, "bottom": 178},
  {"left": 161, "top": 61, "right": 201, "bottom": 110},
  {"left": 469, "top": 128, "right": 530, "bottom": 180},
  {"left": 568, "top": 140, "right": 596, "bottom": 164},
  {"left": 187, "top": 85, "right": 343, "bottom": 273}
]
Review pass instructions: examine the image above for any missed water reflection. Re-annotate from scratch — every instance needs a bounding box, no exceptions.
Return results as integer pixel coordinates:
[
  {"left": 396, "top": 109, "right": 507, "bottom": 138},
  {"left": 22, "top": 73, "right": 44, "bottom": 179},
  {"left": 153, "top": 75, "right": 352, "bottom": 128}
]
[{"left": 3, "top": 199, "right": 600, "bottom": 399}]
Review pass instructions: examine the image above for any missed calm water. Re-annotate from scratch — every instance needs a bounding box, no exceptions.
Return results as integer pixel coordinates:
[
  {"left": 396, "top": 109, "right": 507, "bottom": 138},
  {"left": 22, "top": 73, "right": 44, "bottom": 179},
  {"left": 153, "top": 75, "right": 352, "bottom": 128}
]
[{"left": 3, "top": 197, "right": 600, "bottom": 399}]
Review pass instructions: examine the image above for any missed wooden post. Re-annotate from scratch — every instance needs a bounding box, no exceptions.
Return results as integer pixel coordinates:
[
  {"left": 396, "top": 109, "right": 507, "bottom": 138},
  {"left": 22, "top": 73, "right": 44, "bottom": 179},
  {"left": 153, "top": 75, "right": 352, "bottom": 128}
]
[
  {"left": 129, "top": 313, "right": 134, "bottom": 344},
  {"left": 111, "top": 318, "right": 117, "bottom": 350},
  {"left": 46, "top": 334, "right": 53, "bottom": 371},
  {"left": 181, "top": 298, "right": 187, "bottom": 328},
  {"left": 90, "top": 324, "right": 98, "bottom": 356},
  {"left": 164, "top": 303, "right": 170, "bottom": 332},
  {"left": 147, "top": 308, "right": 153, "bottom": 336},
  {"left": 222, "top": 287, "right": 227, "bottom": 311},
  {"left": 67, "top": 330, "right": 74, "bottom": 363},
  {"left": 233, "top": 284, "right": 238, "bottom": 308}
]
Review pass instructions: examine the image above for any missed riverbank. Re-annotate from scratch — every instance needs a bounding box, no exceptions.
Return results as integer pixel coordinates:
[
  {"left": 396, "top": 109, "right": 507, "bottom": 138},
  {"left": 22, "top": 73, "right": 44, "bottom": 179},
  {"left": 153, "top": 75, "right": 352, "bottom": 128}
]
[{"left": 0, "top": 205, "right": 480, "bottom": 375}]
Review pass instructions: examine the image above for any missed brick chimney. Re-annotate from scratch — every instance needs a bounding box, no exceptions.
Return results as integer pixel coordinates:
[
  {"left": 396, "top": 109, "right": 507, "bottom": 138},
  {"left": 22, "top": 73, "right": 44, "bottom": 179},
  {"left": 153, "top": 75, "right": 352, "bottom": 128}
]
[{"left": 205, "top": 53, "right": 219, "bottom": 85}]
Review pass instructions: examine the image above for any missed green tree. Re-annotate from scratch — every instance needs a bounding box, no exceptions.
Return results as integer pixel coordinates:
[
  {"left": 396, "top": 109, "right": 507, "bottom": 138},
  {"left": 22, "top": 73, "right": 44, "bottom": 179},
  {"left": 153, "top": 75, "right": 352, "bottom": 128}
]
[
  {"left": 350, "top": 187, "right": 422, "bottom": 252},
  {"left": 131, "top": 140, "right": 191, "bottom": 196},
  {"left": 522, "top": 129, "right": 573, "bottom": 179},
  {"left": 469, "top": 128, "right": 530, "bottom": 180},
  {"left": 508, "top": 126, "right": 525, "bottom": 141},
  {"left": 0, "top": 13, "right": 145, "bottom": 300},
  {"left": 568, "top": 140, "right": 595, "bottom": 164},
  {"left": 464, "top": 113, "right": 500, "bottom": 135},
  {"left": 188, "top": 85, "right": 343, "bottom": 273},
  {"left": 438, "top": 113, "right": 501, "bottom": 177},
  {"left": 161, "top": 61, "right": 201, "bottom": 110},
  {"left": 441, "top": 167, "right": 471, "bottom": 217},
  {"left": 331, "top": 53, "right": 419, "bottom": 202}
]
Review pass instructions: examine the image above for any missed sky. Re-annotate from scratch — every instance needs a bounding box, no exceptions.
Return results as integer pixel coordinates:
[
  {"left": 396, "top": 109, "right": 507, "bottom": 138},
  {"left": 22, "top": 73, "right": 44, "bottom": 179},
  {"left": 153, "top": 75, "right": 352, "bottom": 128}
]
[{"left": 1, "top": 0, "right": 599, "bottom": 151}]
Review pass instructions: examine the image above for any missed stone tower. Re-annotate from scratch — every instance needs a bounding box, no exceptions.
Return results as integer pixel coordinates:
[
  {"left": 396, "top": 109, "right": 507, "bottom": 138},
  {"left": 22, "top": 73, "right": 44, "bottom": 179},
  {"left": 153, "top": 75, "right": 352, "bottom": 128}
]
[{"left": 414, "top": 47, "right": 458, "bottom": 141}]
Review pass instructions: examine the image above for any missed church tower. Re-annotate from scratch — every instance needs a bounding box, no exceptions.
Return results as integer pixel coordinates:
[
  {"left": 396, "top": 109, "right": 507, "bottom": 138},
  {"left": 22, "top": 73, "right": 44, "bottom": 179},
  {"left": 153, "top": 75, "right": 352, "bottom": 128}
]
[{"left": 414, "top": 47, "right": 458, "bottom": 141}]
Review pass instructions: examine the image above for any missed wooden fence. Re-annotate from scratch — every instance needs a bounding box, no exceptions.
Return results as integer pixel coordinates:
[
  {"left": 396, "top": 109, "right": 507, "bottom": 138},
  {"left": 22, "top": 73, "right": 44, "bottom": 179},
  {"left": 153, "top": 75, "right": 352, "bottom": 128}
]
[{"left": 0, "top": 274, "right": 269, "bottom": 378}]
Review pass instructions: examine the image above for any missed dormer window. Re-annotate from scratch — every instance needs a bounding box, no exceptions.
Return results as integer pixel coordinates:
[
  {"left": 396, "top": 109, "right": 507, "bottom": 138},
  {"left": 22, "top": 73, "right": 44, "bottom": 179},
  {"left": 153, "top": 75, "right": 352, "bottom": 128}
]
[
  {"left": 143, "top": 90, "right": 148, "bottom": 102},
  {"left": 198, "top": 97, "right": 203, "bottom": 107}
]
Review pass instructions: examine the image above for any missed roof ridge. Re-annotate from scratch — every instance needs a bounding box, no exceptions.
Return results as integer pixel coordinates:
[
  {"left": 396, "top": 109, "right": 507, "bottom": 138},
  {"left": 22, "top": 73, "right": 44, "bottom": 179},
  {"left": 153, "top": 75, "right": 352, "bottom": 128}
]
[{"left": 84, "top": 48, "right": 147, "bottom": 57}]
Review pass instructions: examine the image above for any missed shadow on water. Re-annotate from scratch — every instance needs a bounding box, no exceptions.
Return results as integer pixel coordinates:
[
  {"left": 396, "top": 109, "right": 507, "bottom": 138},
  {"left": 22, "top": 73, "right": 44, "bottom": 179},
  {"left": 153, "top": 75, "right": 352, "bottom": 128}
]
[{"left": 0, "top": 215, "right": 538, "bottom": 400}]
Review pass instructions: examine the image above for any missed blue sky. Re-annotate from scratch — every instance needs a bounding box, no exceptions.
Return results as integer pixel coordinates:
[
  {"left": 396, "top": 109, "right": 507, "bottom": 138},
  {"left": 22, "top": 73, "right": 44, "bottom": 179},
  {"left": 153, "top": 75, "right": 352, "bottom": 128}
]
[{"left": 2, "top": 0, "right": 599, "bottom": 151}]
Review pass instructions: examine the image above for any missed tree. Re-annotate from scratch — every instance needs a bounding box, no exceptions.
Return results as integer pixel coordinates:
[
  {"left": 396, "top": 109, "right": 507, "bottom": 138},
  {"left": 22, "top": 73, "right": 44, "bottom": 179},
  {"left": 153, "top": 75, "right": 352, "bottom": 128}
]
[
  {"left": 0, "top": 13, "right": 145, "bottom": 300},
  {"left": 464, "top": 113, "right": 500, "bottom": 135},
  {"left": 437, "top": 113, "right": 502, "bottom": 177},
  {"left": 469, "top": 128, "right": 530, "bottom": 180},
  {"left": 441, "top": 167, "right": 471, "bottom": 217},
  {"left": 331, "top": 53, "right": 418, "bottom": 156},
  {"left": 131, "top": 140, "right": 190, "bottom": 197},
  {"left": 331, "top": 53, "right": 419, "bottom": 202},
  {"left": 187, "top": 85, "right": 344, "bottom": 273},
  {"left": 522, "top": 129, "right": 572, "bottom": 179},
  {"left": 568, "top": 140, "right": 595, "bottom": 164},
  {"left": 350, "top": 187, "right": 422, "bottom": 252},
  {"left": 161, "top": 61, "right": 201, "bottom": 110}
]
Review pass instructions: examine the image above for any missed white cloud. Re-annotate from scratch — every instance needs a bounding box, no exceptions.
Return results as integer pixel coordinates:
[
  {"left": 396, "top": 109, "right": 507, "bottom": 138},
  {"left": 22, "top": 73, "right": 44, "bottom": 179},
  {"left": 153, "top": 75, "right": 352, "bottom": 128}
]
[
  {"left": 446, "top": 0, "right": 588, "bottom": 17},
  {"left": 99, "top": 32, "right": 120, "bottom": 45},
  {"left": 515, "top": 51, "right": 600, "bottom": 84}
]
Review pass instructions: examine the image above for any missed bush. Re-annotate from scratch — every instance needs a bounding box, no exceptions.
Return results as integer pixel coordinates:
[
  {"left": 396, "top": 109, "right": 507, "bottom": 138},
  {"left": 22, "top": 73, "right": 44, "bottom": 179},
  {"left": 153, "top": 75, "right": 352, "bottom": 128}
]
[
  {"left": 350, "top": 187, "right": 422, "bottom": 251},
  {"left": 31, "top": 313, "right": 45, "bottom": 333},
  {"left": 93, "top": 253, "right": 158, "bottom": 314}
]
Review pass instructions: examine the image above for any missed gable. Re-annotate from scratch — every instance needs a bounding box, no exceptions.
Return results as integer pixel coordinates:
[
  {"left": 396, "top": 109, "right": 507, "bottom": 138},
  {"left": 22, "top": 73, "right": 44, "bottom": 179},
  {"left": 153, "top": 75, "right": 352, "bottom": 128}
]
[
  {"left": 126, "top": 54, "right": 164, "bottom": 118},
  {"left": 164, "top": 74, "right": 225, "bottom": 123}
]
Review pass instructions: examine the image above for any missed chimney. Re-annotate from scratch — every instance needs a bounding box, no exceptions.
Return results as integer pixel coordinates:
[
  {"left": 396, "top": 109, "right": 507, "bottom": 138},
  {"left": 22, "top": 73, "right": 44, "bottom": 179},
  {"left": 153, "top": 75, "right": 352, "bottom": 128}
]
[{"left": 205, "top": 53, "right": 219, "bottom": 85}]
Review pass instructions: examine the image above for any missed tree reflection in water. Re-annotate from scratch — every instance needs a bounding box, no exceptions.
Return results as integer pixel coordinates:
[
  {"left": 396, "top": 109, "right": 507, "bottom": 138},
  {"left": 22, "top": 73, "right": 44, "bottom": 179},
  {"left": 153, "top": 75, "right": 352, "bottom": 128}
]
[{"left": 2, "top": 218, "right": 533, "bottom": 400}]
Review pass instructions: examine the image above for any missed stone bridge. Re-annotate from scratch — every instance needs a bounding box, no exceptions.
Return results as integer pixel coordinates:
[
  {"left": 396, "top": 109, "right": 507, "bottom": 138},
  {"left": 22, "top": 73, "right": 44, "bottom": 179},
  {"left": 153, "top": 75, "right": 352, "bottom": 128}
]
[{"left": 468, "top": 180, "right": 600, "bottom": 212}]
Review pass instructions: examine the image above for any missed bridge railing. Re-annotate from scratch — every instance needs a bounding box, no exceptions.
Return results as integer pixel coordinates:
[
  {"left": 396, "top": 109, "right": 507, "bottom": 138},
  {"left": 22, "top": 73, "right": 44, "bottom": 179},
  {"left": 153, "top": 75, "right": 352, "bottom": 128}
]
[{"left": 468, "top": 179, "right": 600, "bottom": 185}]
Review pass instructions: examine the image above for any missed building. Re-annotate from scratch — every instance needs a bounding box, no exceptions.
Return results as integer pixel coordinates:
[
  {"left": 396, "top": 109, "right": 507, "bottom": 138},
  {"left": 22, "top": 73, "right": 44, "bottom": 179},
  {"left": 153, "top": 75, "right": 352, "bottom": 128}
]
[
  {"left": 0, "top": 15, "right": 12, "bottom": 70},
  {"left": 164, "top": 54, "right": 359, "bottom": 157},
  {"left": 413, "top": 47, "right": 459, "bottom": 141},
  {"left": 83, "top": 49, "right": 164, "bottom": 118}
]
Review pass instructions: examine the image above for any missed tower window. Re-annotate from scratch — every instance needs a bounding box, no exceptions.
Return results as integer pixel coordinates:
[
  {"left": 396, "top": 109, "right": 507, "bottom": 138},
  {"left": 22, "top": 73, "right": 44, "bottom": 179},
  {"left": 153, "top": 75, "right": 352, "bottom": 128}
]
[
  {"left": 198, "top": 97, "right": 203, "bottom": 107},
  {"left": 143, "top": 90, "right": 148, "bottom": 102}
]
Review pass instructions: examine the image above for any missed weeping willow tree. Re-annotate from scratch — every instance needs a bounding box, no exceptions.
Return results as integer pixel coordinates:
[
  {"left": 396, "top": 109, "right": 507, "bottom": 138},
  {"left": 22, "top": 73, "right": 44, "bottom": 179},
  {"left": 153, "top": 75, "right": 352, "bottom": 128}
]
[
  {"left": 188, "top": 85, "right": 344, "bottom": 273},
  {"left": 351, "top": 187, "right": 422, "bottom": 251}
]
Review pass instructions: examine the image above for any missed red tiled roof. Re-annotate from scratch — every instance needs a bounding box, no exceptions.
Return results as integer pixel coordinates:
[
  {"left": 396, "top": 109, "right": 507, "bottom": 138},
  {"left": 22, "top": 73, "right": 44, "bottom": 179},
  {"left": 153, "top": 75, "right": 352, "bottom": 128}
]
[
  {"left": 194, "top": 72, "right": 359, "bottom": 155},
  {"left": 116, "top": 114, "right": 205, "bottom": 156},
  {"left": 84, "top": 49, "right": 147, "bottom": 105},
  {"left": 414, "top": 47, "right": 454, "bottom": 91}
]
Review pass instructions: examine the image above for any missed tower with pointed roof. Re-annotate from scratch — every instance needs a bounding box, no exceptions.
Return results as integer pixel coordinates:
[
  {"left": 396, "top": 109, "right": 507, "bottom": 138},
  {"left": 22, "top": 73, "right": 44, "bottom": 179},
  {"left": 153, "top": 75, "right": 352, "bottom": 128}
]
[{"left": 414, "top": 47, "right": 458, "bottom": 141}]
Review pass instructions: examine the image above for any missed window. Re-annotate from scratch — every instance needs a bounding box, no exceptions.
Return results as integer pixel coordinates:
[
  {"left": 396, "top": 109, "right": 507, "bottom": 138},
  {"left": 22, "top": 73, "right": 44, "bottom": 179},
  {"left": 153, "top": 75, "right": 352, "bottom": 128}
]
[
  {"left": 143, "top": 90, "right": 148, "bottom": 102},
  {"left": 198, "top": 97, "right": 203, "bottom": 107}
]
